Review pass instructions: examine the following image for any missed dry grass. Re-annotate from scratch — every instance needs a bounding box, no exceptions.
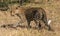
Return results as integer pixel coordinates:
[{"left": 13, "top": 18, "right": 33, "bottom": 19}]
[{"left": 0, "top": 0, "right": 60, "bottom": 36}]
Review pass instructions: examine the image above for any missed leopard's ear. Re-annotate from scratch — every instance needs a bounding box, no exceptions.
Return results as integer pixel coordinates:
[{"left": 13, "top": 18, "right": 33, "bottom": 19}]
[{"left": 48, "top": 20, "right": 52, "bottom": 25}]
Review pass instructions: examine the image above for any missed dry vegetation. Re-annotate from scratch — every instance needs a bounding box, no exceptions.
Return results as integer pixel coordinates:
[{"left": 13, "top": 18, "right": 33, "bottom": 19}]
[{"left": 0, "top": 0, "right": 60, "bottom": 36}]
